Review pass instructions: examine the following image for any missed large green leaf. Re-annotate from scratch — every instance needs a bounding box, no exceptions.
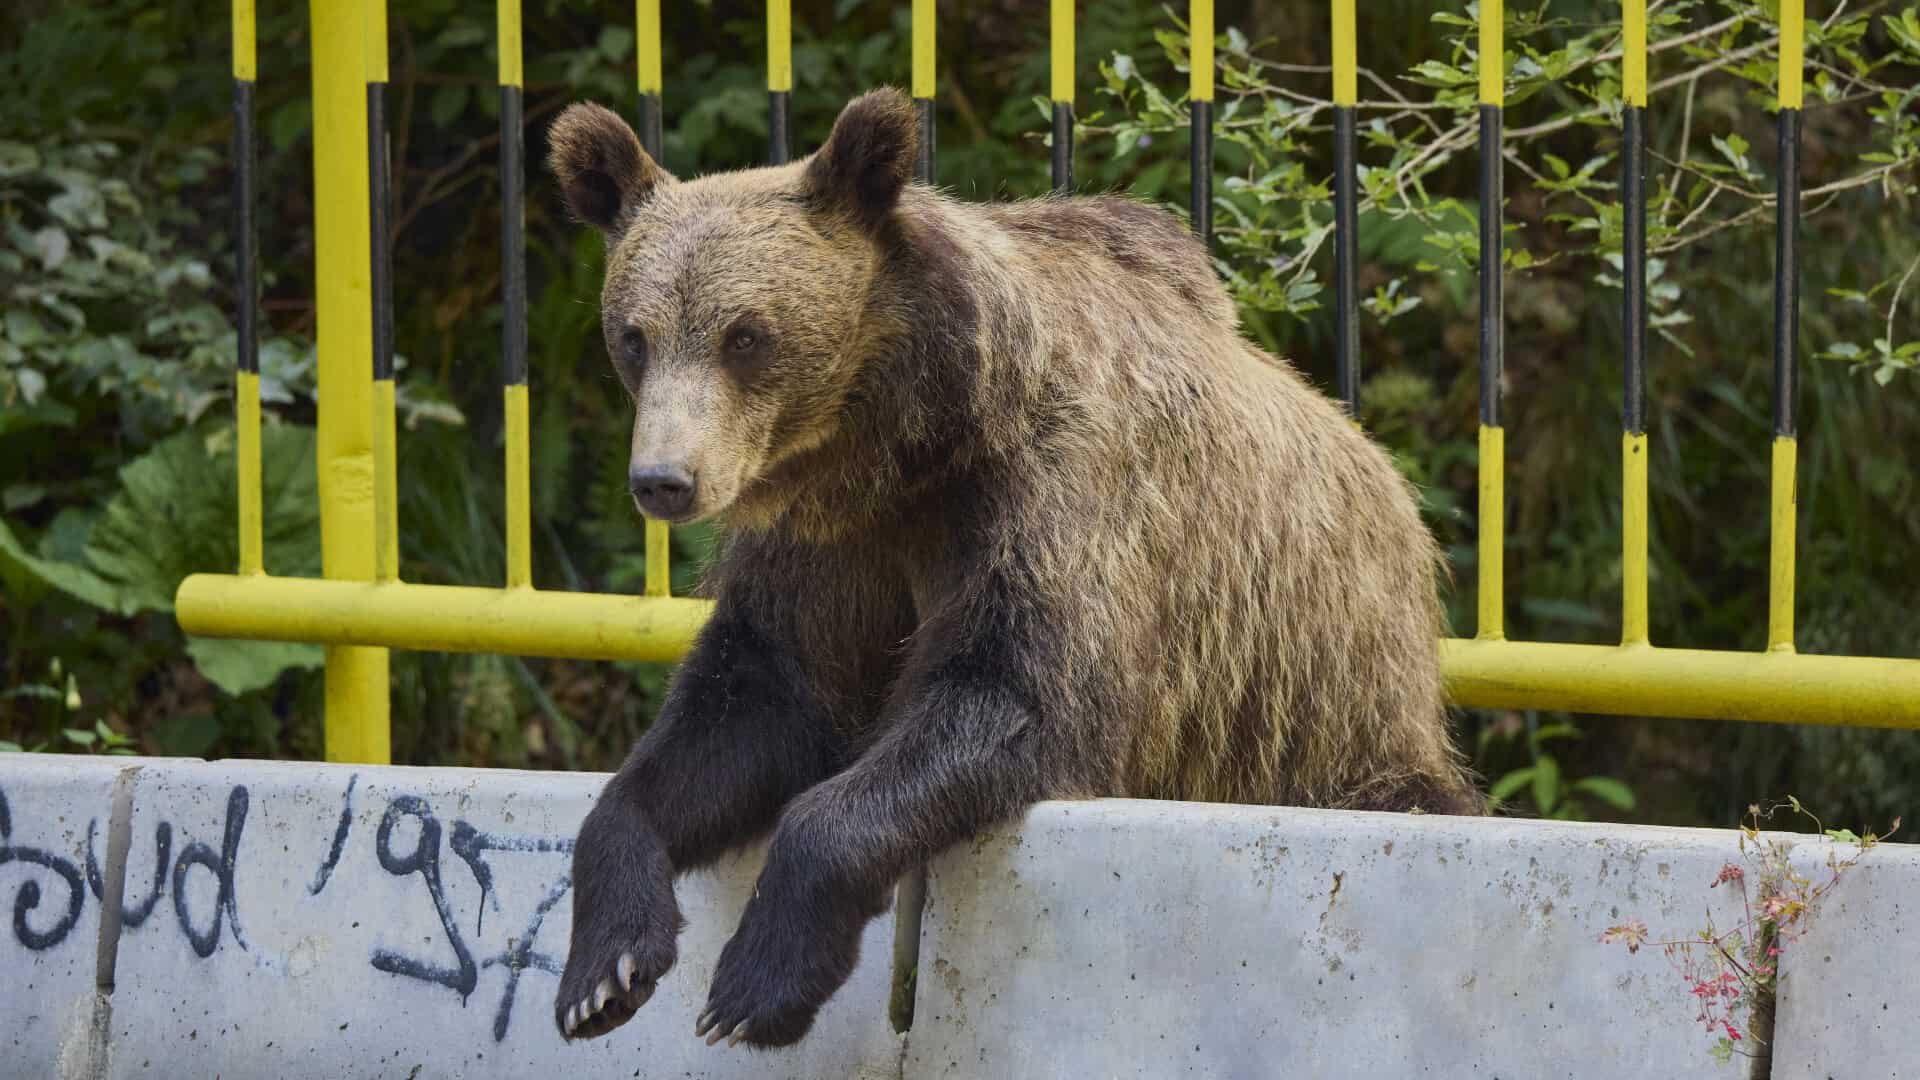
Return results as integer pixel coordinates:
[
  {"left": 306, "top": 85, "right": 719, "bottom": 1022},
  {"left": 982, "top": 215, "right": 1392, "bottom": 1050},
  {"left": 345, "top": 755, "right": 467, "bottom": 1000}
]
[
  {"left": 1571, "top": 777, "right": 1638, "bottom": 812},
  {"left": 85, "top": 421, "right": 321, "bottom": 612},
  {"left": 72, "top": 421, "right": 324, "bottom": 695},
  {"left": 148, "top": 711, "right": 221, "bottom": 757},
  {"left": 185, "top": 636, "right": 322, "bottom": 697},
  {"left": 0, "top": 513, "right": 136, "bottom": 614}
]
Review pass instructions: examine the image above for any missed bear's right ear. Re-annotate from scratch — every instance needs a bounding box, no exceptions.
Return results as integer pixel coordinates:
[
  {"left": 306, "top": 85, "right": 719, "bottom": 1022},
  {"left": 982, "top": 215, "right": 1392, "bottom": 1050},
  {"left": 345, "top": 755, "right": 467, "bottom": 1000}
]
[
  {"left": 546, "top": 103, "right": 671, "bottom": 235},
  {"left": 802, "top": 88, "right": 918, "bottom": 229}
]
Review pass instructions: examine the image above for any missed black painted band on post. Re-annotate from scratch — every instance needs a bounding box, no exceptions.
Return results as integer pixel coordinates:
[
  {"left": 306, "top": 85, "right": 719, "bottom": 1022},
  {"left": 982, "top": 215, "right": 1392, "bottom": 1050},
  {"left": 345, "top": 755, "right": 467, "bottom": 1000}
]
[
  {"left": 1333, "top": 104, "right": 1359, "bottom": 415},
  {"left": 638, "top": 93, "right": 664, "bottom": 163},
  {"left": 1190, "top": 99, "right": 1213, "bottom": 243},
  {"left": 500, "top": 85, "right": 527, "bottom": 387},
  {"left": 1478, "top": 103, "right": 1503, "bottom": 427},
  {"left": 368, "top": 82, "right": 394, "bottom": 382},
  {"left": 1051, "top": 101, "right": 1074, "bottom": 193},
  {"left": 914, "top": 97, "right": 936, "bottom": 185},
  {"left": 769, "top": 90, "right": 790, "bottom": 166},
  {"left": 1773, "top": 108, "right": 1801, "bottom": 438},
  {"left": 1622, "top": 105, "right": 1647, "bottom": 435},
  {"left": 233, "top": 80, "right": 258, "bottom": 375}
]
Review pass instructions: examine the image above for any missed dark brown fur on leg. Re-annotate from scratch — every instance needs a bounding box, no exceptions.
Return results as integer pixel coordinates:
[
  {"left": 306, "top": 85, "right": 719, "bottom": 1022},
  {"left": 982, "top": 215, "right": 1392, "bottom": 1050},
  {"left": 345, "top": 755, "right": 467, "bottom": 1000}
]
[
  {"left": 697, "top": 559, "right": 1095, "bottom": 1048},
  {"left": 556, "top": 534, "right": 911, "bottom": 1040}
]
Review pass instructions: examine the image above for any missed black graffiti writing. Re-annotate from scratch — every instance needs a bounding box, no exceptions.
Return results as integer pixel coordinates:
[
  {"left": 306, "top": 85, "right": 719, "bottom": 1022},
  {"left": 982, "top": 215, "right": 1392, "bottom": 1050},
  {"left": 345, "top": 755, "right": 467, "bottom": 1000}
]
[
  {"left": 86, "top": 817, "right": 172, "bottom": 929},
  {"left": 369, "top": 795, "right": 479, "bottom": 1002},
  {"left": 449, "top": 819, "right": 570, "bottom": 936},
  {"left": 478, "top": 875, "right": 570, "bottom": 1042},
  {"left": 0, "top": 786, "right": 86, "bottom": 951},
  {"left": 3, "top": 782, "right": 248, "bottom": 955},
  {"left": 170, "top": 785, "right": 249, "bottom": 959},
  {"left": 334, "top": 790, "right": 573, "bottom": 1040},
  {"left": 307, "top": 772, "right": 356, "bottom": 896},
  {"left": 7, "top": 771, "right": 574, "bottom": 1045}
]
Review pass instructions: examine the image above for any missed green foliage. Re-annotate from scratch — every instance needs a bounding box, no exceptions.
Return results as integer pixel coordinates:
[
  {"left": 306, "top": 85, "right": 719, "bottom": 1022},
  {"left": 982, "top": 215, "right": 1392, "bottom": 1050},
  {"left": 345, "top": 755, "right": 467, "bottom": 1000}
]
[
  {"left": 0, "top": 135, "right": 304, "bottom": 443},
  {"left": 1481, "top": 714, "right": 1637, "bottom": 819}
]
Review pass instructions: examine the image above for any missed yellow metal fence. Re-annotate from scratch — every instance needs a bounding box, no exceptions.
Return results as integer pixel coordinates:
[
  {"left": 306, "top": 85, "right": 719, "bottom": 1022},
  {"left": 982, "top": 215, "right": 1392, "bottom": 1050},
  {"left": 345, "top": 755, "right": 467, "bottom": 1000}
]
[{"left": 175, "top": 1, "right": 1920, "bottom": 765}]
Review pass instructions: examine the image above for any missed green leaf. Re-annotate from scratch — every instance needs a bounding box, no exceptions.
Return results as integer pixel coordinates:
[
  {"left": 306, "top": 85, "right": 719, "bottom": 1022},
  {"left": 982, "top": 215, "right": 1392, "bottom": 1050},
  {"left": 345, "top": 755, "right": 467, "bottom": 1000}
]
[
  {"left": 0, "top": 515, "right": 136, "bottom": 614},
  {"left": 85, "top": 422, "right": 321, "bottom": 614},
  {"left": 1489, "top": 767, "right": 1537, "bottom": 802},
  {"left": 1572, "top": 777, "right": 1637, "bottom": 811},
  {"left": 435, "top": 22, "right": 488, "bottom": 48},
  {"left": 595, "top": 26, "right": 634, "bottom": 61},
  {"left": 1532, "top": 755, "right": 1562, "bottom": 813},
  {"left": 149, "top": 711, "right": 221, "bottom": 758},
  {"left": 0, "top": 140, "right": 39, "bottom": 178},
  {"left": 1529, "top": 722, "right": 1582, "bottom": 747},
  {"left": 1, "top": 685, "right": 60, "bottom": 702},
  {"left": 431, "top": 84, "right": 469, "bottom": 128},
  {"left": 62, "top": 727, "right": 97, "bottom": 747},
  {"left": 185, "top": 636, "right": 323, "bottom": 697},
  {"left": 1519, "top": 598, "right": 1607, "bottom": 627},
  {"left": 0, "top": 740, "right": 23, "bottom": 753}
]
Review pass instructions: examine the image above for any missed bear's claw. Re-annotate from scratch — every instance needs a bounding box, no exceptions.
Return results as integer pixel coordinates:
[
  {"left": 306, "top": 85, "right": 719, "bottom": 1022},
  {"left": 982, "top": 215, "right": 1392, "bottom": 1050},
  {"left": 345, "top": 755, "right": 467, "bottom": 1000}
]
[{"left": 557, "top": 951, "right": 659, "bottom": 1041}]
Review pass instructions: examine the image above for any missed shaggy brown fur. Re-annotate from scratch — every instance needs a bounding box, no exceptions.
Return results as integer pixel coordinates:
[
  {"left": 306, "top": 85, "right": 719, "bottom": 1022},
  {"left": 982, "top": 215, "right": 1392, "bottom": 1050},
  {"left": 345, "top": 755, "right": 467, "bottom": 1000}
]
[{"left": 547, "top": 88, "right": 1481, "bottom": 1050}]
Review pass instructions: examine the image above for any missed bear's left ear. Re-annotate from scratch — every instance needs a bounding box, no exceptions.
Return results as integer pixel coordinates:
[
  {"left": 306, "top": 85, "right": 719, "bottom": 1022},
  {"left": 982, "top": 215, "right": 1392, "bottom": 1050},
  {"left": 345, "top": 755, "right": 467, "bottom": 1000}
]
[
  {"left": 546, "top": 102, "right": 672, "bottom": 236},
  {"left": 802, "top": 88, "right": 919, "bottom": 229}
]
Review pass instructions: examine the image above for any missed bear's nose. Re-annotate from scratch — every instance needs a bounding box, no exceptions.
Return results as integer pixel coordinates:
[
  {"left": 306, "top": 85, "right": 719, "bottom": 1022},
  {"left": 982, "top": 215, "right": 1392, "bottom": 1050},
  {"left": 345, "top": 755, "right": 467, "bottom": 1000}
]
[{"left": 629, "top": 464, "right": 696, "bottom": 519}]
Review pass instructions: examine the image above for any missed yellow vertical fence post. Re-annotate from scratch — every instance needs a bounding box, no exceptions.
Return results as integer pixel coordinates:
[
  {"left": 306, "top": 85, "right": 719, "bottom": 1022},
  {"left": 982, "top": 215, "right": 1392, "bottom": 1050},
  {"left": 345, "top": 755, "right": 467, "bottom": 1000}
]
[
  {"left": 636, "top": 3, "right": 672, "bottom": 598},
  {"left": 232, "top": 0, "right": 263, "bottom": 577},
  {"left": 1620, "top": 0, "right": 1650, "bottom": 646},
  {"left": 768, "top": 0, "right": 792, "bottom": 165},
  {"left": 1049, "top": 0, "right": 1074, "bottom": 191},
  {"left": 310, "top": 0, "right": 391, "bottom": 763},
  {"left": 1329, "top": 0, "right": 1359, "bottom": 414},
  {"left": 1768, "top": 0, "right": 1804, "bottom": 653},
  {"left": 1475, "top": 0, "right": 1506, "bottom": 642},
  {"left": 637, "top": 0, "right": 663, "bottom": 156},
  {"left": 368, "top": 0, "right": 400, "bottom": 585},
  {"left": 1188, "top": 1, "right": 1213, "bottom": 241},
  {"left": 912, "top": 0, "right": 936, "bottom": 184},
  {"left": 499, "top": 0, "right": 532, "bottom": 592}
]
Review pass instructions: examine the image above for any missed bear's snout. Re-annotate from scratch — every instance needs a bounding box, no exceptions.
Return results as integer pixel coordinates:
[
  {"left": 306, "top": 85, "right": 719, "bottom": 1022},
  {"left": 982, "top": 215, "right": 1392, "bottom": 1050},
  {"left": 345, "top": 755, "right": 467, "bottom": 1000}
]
[{"left": 629, "top": 464, "right": 697, "bottom": 520}]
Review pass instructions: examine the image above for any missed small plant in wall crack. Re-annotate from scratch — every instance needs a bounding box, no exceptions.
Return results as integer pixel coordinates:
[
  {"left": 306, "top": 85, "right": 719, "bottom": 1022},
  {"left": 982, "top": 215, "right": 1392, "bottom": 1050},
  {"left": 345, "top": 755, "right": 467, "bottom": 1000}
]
[{"left": 1601, "top": 799, "right": 1899, "bottom": 1066}]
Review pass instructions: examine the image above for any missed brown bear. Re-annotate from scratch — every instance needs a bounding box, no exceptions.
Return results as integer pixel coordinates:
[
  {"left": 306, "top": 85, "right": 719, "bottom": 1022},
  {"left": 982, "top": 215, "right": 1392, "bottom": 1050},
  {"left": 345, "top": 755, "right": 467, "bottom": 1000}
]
[{"left": 546, "top": 87, "right": 1480, "bottom": 1049}]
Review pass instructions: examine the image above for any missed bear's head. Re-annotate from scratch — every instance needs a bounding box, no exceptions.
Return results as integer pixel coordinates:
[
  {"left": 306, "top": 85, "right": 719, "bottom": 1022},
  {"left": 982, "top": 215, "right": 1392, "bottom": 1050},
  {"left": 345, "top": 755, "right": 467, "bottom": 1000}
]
[{"left": 546, "top": 88, "right": 920, "bottom": 527}]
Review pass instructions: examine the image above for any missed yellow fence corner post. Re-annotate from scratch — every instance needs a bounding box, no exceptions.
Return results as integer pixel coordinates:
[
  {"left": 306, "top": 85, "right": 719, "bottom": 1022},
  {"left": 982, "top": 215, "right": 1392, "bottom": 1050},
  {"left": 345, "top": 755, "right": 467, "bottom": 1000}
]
[{"left": 310, "top": 0, "right": 390, "bottom": 765}]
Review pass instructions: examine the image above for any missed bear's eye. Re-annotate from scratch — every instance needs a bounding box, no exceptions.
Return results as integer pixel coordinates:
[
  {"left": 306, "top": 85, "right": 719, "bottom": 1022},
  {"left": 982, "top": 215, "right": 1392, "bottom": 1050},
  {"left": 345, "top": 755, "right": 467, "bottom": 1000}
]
[
  {"left": 610, "top": 327, "right": 647, "bottom": 390},
  {"left": 718, "top": 318, "right": 771, "bottom": 375}
]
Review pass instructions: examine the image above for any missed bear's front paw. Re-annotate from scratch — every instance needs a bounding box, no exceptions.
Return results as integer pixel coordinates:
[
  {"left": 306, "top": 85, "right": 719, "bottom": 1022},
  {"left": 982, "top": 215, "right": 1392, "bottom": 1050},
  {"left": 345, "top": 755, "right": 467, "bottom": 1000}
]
[
  {"left": 555, "top": 813, "right": 683, "bottom": 1041},
  {"left": 694, "top": 900, "right": 863, "bottom": 1049}
]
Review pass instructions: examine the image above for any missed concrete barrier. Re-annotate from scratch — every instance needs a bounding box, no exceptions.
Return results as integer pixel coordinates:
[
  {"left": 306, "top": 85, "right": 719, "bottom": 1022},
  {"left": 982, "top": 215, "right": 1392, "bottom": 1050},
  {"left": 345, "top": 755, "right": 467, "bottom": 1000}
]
[
  {"left": 0, "top": 755, "right": 124, "bottom": 1078},
  {"left": 1772, "top": 838, "right": 1920, "bottom": 1078},
  {"left": 4, "top": 755, "right": 1914, "bottom": 1078},
  {"left": 1, "top": 757, "right": 900, "bottom": 1080}
]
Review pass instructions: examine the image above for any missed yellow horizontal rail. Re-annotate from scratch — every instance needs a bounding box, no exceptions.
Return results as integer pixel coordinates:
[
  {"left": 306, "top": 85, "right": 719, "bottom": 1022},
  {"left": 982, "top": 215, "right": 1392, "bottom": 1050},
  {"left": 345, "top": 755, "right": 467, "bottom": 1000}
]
[
  {"left": 174, "top": 574, "right": 1920, "bottom": 727},
  {"left": 177, "top": 575, "right": 710, "bottom": 663},
  {"left": 1443, "top": 639, "right": 1920, "bottom": 728}
]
